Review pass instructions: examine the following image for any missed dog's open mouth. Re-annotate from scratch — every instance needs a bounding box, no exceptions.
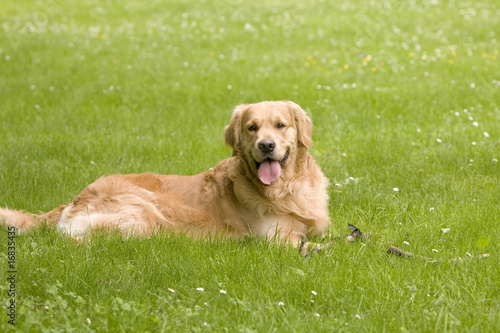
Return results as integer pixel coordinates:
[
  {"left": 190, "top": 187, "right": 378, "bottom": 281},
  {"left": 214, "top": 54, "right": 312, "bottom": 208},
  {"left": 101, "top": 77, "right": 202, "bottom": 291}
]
[{"left": 254, "top": 151, "right": 289, "bottom": 185}]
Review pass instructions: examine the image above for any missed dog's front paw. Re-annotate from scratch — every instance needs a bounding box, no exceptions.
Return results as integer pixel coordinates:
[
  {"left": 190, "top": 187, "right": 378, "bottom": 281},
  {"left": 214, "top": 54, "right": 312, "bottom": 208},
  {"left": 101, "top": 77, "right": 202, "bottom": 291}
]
[{"left": 299, "top": 241, "right": 324, "bottom": 257}]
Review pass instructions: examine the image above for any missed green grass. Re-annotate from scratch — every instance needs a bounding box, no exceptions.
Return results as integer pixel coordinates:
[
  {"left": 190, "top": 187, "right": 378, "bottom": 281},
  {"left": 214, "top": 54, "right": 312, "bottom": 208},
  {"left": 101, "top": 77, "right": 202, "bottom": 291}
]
[{"left": 1, "top": 0, "right": 499, "bottom": 331}]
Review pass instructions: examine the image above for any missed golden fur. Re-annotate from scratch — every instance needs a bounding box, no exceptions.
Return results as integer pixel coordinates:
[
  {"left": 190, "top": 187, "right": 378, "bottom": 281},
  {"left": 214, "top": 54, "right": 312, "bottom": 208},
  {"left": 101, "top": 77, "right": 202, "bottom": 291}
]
[{"left": 0, "top": 101, "right": 330, "bottom": 245}]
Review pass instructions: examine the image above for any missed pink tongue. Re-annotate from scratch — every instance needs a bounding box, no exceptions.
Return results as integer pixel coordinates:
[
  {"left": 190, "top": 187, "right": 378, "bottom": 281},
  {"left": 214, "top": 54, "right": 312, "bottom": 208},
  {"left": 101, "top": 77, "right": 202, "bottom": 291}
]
[{"left": 257, "top": 160, "right": 282, "bottom": 185}]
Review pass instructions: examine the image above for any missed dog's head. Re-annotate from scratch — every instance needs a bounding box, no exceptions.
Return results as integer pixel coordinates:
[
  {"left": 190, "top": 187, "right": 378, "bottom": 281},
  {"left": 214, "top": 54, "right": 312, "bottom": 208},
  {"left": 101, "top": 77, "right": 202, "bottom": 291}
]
[{"left": 224, "top": 101, "right": 312, "bottom": 185}]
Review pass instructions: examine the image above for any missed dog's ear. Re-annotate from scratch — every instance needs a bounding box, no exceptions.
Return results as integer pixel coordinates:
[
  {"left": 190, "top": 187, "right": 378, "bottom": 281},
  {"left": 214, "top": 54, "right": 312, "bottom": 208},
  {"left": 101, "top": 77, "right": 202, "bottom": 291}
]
[
  {"left": 225, "top": 104, "right": 247, "bottom": 155},
  {"left": 285, "top": 101, "right": 313, "bottom": 148}
]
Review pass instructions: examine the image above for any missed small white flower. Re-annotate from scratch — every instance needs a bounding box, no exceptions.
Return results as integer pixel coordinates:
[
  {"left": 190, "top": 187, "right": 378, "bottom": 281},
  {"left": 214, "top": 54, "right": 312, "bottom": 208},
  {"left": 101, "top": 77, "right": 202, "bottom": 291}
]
[
  {"left": 417, "top": 128, "right": 421, "bottom": 133},
  {"left": 35, "top": 104, "right": 40, "bottom": 109},
  {"left": 278, "top": 302, "right": 285, "bottom": 306},
  {"left": 355, "top": 314, "right": 362, "bottom": 319},
  {"left": 468, "top": 116, "right": 474, "bottom": 121},
  {"left": 463, "top": 109, "right": 468, "bottom": 113},
  {"left": 441, "top": 228, "right": 450, "bottom": 233},
  {"left": 472, "top": 142, "right": 476, "bottom": 145},
  {"left": 470, "top": 159, "right": 474, "bottom": 163},
  {"left": 473, "top": 122, "right": 478, "bottom": 127},
  {"left": 430, "top": 207, "right": 435, "bottom": 211},
  {"left": 86, "top": 318, "right": 91, "bottom": 325},
  {"left": 393, "top": 187, "right": 399, "bottom": 192},
  {"left": 311, "top": 290, "right": 317, "bottom": 296},
  {"left": 203, "top": 322, "right": 209, "bottom": 326},
  {"left": 404, "top": 241, "right": 410, "bottom": 245},
  {"left": 314, "top": 313, "right": 320, "bottom": 317},
  {"left": 219, "top": 290, "right": 227, "bottom": 294},
  {"left": 484, "top": 132, "right": 490, "bottom": 138},
  {"left": 436, "top": 138, "right": 442, "bottom": 143},
  {"left": 432, "top": 249, "right": 438, "bottom": 252},
  {"left": 168, "top": 288, "right": 175, "bottom": 293},
  {"left": 470, "top": 83, "right": 476, "bottom": 88},
  {"left": 493, "top": 158, "right": 498, "bottom": 162},
  {"left": 349, "top": 177, "right": 354, "bottom": 180},
  {"left": 227, "top": 85, "right": 232, "bottom": 90},
  {"left": 454, "top": 112, "right": 460, "bottom": 116},
  {"left": 196, "top": 287, "right": 204, "bottom": 291}
]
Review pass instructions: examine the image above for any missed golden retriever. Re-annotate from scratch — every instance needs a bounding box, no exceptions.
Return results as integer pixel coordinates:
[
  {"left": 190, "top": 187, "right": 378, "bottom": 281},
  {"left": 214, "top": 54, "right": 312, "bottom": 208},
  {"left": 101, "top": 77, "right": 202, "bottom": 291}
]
[{"left": 0, "top": 101, "right": 330, "bottom": 249}]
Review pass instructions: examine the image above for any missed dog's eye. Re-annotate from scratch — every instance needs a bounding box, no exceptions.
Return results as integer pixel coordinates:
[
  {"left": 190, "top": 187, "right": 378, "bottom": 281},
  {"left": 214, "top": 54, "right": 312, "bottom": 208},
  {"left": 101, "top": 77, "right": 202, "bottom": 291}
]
[
  {"left": 248, "top": 125, "right": 257, "bottom": 131},
  {"left": 277, "top": 123, "right": 285, "bottom": 129}
]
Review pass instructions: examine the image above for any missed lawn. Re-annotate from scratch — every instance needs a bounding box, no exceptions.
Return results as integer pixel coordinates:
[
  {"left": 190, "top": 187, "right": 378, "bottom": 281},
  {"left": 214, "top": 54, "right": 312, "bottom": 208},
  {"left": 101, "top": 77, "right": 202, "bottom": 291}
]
[{"left": 1, "top": 0, "right": 499, "bottom": 331}]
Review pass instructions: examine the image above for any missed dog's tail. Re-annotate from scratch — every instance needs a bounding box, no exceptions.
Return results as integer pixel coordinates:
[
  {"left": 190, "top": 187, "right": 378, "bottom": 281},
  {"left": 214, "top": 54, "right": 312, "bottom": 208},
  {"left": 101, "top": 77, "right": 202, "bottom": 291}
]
[{"left": 0, "top": 205, "right": 68, "bottom": 231}]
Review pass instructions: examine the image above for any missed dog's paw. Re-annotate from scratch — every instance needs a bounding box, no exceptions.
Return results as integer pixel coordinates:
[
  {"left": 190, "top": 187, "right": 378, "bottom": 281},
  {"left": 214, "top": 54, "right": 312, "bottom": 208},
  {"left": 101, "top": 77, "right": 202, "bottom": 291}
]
[{"left": 299, "top": 241, "right": 324, "bottom": 257}]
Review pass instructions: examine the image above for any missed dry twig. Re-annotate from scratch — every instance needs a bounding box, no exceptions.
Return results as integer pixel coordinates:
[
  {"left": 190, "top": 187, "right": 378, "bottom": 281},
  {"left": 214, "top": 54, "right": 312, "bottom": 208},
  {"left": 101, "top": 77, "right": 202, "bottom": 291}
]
[
  {"left": 387, "top": 245, "right": 489, "bottom": 262},
  {"left": 307, "top": 223, "right": 490, "bottom": 261}
]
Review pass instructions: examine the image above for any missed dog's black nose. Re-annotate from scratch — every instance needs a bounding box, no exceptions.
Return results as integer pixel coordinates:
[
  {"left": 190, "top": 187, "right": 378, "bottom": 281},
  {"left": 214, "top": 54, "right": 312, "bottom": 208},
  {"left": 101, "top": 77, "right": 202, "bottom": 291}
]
[{"left": 259, "top": 139, "right": 275, "bottom": 153}]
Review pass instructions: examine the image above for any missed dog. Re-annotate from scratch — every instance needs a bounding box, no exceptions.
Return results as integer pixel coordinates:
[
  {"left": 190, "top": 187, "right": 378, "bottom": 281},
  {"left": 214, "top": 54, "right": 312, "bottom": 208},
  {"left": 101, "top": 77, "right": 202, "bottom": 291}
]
[{"left": 0, "top": 101, "right": 330, "bottom": 250}]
